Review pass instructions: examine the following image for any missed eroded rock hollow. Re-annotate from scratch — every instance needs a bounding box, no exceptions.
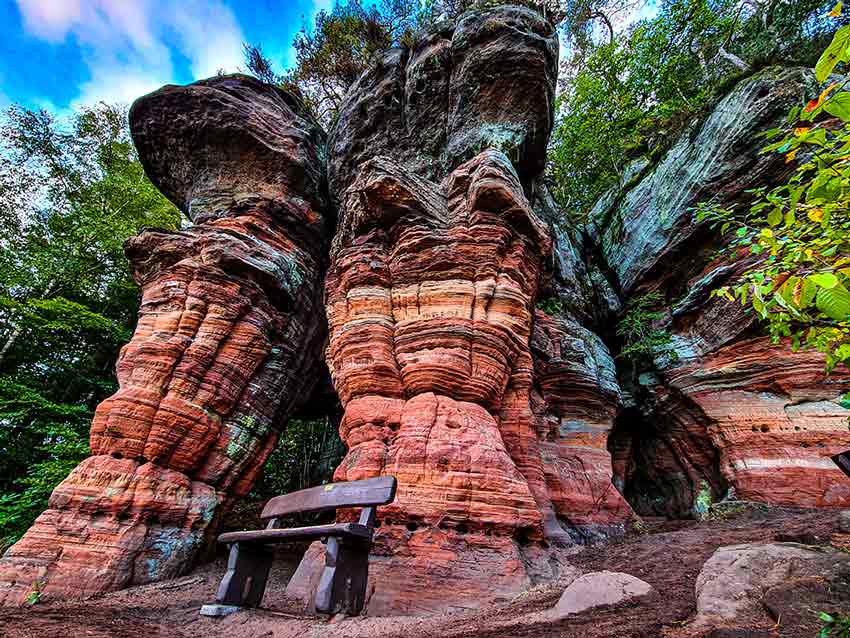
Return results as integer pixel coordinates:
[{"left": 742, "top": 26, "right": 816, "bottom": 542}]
[
  {"left": 0, "top": 76, "right": 332, "bottom": 604},
  {"left": 598, "top": 67, "right": 850, "bottom": 516}
]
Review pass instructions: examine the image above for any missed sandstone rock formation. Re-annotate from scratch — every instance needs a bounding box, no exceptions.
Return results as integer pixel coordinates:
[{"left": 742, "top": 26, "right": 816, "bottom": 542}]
[
  {"left": 597, "top": 67, "right": 850, "bottom": 517},
  {"left": 3, "top": 4, "right": 849, "bottom": 617},
  {"left": 286, "top": 6, "right": 638, "bottom": 614},
  {"left": 0, "top": 75, "right": 331, "bottom": 605},
  {"left": 530, "top": 194, "right": 633, "bottom": 540}
]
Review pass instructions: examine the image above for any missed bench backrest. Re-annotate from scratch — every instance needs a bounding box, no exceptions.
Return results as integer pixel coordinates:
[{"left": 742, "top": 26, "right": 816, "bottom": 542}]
[{"left": 261, "top": 476, "right": 397, "bottom": 520}]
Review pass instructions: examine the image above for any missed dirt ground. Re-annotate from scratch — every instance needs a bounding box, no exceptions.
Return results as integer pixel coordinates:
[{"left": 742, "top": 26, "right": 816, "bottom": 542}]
[{"left": 1, "top": 506, "right": 847, "bottom": 638}]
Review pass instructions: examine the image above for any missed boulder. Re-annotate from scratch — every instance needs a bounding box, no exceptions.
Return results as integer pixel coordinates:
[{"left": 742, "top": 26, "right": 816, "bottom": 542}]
[
  {"left": 551, "top": 571, "right": 652, "bottom": 618},
  {"left": 693, "top": 542, "right": 850, "bottom": 629}
]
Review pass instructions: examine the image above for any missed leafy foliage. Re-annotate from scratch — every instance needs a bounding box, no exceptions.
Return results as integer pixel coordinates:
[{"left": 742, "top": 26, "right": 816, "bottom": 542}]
[
  {"left": 246, "top": 0, "right": 428, "bottom": 124},
  {"left": 549, "top": 0, "right": 844, "bottom": 217},
  {"left": 252, "top": 418, "right": 346, "bottom": 501},
  {"left": 536, "top": 296, "right": 565, "bottom": 315},
  {"left": 697, "top": 9, "right": 850, "bottom": 372},
  {"left": 0, "top": 104, "right": 181, "bottom": 549},
  {"left": 820, "top": 611, "right": 850, "bottom": 638},
  {"left": 616, "top": 292, "right": 679, "bottom": 367},
  {"left": 241, "top": 417, "right": 346, "bottom": 527}
]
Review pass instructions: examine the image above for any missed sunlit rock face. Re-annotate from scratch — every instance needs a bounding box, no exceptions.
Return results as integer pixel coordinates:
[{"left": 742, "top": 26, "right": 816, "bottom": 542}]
[
  {"left": 597, "top": 66, "right": 850, "bottom": 516},
  {"left": 318, "top": 150, "right": 557, "bottom": 613},
  {"left": 288, "top": 6, "right": 635, "bottom": 614},
  {"left": 0, "top": 75, "right": 331, "bottom": 605}
]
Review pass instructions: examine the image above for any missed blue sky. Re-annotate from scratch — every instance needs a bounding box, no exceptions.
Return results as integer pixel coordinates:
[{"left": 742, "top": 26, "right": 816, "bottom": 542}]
[
  {"left": 0, "top": 0, "right": 332, "bottom": 112},
  {"left": 0, "top": 1, "right": 657, "bottom": 114}
]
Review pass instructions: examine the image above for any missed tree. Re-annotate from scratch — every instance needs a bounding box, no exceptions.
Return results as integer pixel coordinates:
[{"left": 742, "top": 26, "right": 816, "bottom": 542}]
[
  {"left": 549, "top": 0, "right": 844, "bottom": 218},
  {"left": 0, "top": 104, "right": 181, "bottom": 549},
  {"left": 698, "top": 6, "right": 850, "bottom": 372},
  {"left": 245, "top": 0, "right": 424, "bottom": 125}
]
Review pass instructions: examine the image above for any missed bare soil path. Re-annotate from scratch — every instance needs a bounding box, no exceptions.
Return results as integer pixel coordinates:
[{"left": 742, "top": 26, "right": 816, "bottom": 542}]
[{"left": 1, "top": 507, "right": 845, "bottom": 638}]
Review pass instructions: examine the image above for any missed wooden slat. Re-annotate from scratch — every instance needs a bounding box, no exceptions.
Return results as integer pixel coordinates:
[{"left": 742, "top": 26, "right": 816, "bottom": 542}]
[
  {"left": 260, "top": 476, "right": 397, "bottom": 520},
  {"left": 218, "top": 523, "right": 370, "bottom": 544}
]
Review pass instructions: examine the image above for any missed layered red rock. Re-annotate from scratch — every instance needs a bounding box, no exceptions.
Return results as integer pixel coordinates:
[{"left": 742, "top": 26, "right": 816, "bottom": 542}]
[
  {"left": 595, "top": 66, "right": 850, "bottom": 515},
  {"left": 288, "top": 150, "right": 566, "bottom": 614},
  {"left": 284, "top": 7, "right": 642, "bottom": 614},
  {"left": 0, "top": 75, "right": 331, "bottom": 605},
  {"left": 665, "top": 338, "right": 850, "bottom": 507},
  {"left": 531, "top": 311, "right": 633, "bottom": 539}
]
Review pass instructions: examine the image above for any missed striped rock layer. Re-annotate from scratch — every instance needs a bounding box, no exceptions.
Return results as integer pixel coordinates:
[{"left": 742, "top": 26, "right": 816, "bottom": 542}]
[
  {"left": 0, "top": 75, "right": 331, "bottom": 604},
  {"left": 3, "top": 6, "right": 849, "bottom": 616},
  {"left": 600, "top": 67, "right": 850, "bottom": 517},
  {"left": 289, "top": 151, "right": 579, "bottom": 614},
  {"left": 286, "top": 6, "right": 637, "bottom": 614}
]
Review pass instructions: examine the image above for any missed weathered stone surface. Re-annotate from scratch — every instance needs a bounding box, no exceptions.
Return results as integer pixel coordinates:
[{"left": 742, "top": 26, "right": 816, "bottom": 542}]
[
  {"left": 286, "top": 150, "right": 562, "bottom": 614},
  {"left": 529, "top": 187, "right": 632, "bottom": 540},
  {"left": 595, "top": 67, "right": 817, "bottom": 296},
  {"left": 661, "top": 342, "right": 850, "bottom": 508},
  {"left": 531, "top": 310, "right": 633, "bottom": 539},
  {"left": 551, "top": 571, "right": 652, "bottom": 618},
  {"left": 328, "top": 4, "right": 558, "bottom": 201},
  {"left": 691, "top": 542, "right": 850, "bottom": 630},
  {"left": 840, "top": 510, "right": 850, "bottom": 533},
  {"left": 598, "top": 67, "right": 850, "bottom": 515},
  {"left": 284, "top": 6, "right": 585, "bottom": 616},
  {"left": 0, "top": 75, "right": 331, "bottom": 605}
]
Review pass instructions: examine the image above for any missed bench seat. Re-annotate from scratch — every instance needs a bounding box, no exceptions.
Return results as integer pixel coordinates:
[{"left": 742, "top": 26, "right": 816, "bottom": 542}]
[
  {"left": 208, "top": 476, "right": 397, "bottom": 616},
  {"left": 218, "top": 522, "right": 371, "bottom": 544}
]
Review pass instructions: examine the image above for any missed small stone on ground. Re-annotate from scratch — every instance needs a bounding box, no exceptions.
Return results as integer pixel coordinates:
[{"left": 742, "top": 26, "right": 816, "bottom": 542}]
[
  {"left": 551, "top": 570, "right": 652, "bottom": 618},
  {"left": 200, "top": 604, "right": 243, "bottom": 617}
]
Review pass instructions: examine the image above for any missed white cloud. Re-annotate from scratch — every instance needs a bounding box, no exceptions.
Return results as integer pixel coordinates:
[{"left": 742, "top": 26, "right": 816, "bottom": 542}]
[
  {"left": 14, "top": 0, "right": 246, "bottom": 108},
  {"left": 167, "top": 0, "right": 246, "bottom": 78}
]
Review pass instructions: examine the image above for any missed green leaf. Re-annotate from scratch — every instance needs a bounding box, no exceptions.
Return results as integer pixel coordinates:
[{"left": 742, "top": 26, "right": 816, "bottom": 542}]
[
  {"left": 800, "top": 278, "right": 818, "bottom": 308},
  {"left": 816, "top": 24, "right": 850, "bottom": 83},
  {"left": 767, "top": 207, "right": 782, "bottom": 226},
  {"left": 787, "top": 106, "right": 801, "bottom": 125},
  {"left": 810, "top": 272, "right": 840, "bottom": 289},
  {"left": 784, "top": 208, "right": 796, "bottom": 227},
  {"left": 816, "top": 286, "right": 850, "bottom": 320},
  {"left": 825, "top": 92, "right": 850, "bottom": 121},
  {"left": 780, "top": 276, "right": 800, "bottom": 304}
]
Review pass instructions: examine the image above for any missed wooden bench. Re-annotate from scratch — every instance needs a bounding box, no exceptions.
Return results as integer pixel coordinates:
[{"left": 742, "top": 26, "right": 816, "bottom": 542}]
[{"left": 207, "top": 476, "right": 396, "bottom": 616}]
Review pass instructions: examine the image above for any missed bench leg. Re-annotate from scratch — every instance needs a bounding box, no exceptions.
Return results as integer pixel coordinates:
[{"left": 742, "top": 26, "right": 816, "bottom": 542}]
[
  {"left": 215, "top": 542, "right": 273, "bottom": 608},
  {"left": 314, "top": 537, "right": 371, "bottom": 616}
]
